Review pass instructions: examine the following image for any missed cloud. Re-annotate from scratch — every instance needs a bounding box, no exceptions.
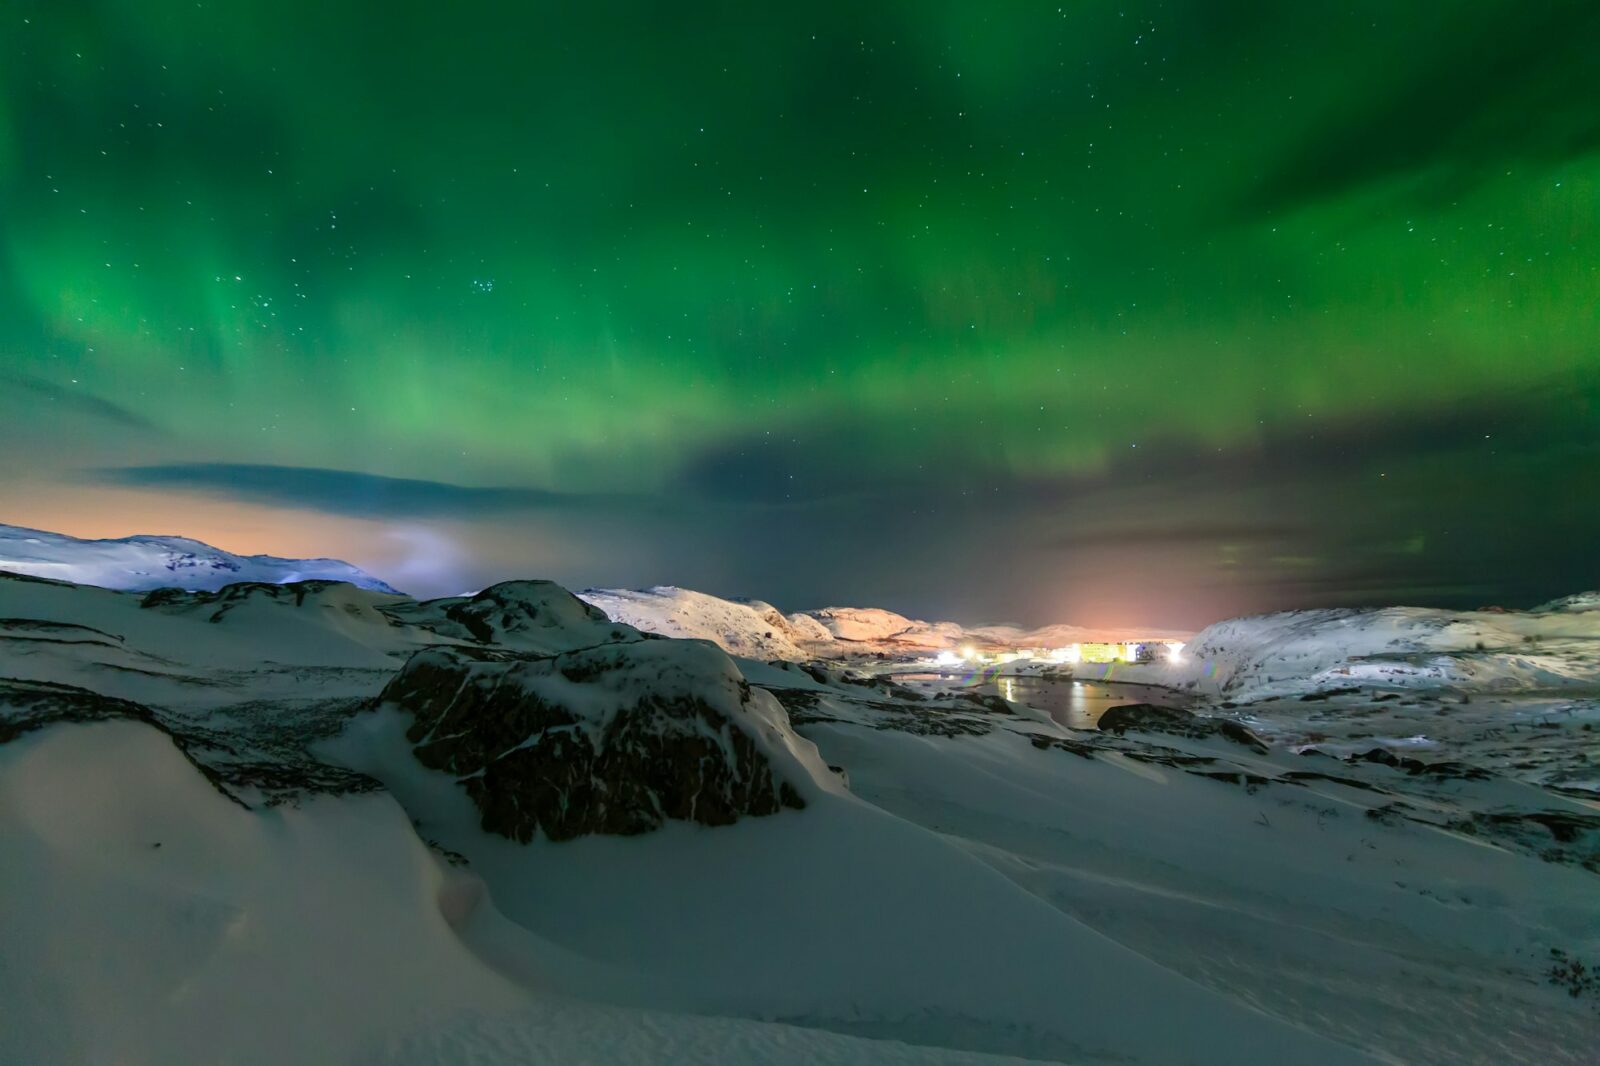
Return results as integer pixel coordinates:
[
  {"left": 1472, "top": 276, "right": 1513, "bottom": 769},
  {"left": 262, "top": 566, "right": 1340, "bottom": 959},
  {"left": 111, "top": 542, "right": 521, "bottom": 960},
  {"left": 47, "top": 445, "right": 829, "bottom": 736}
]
[
  {"left": 1, "top": 372, "right": 161, "bottom": 433},
  {"left": 96, "top": 463, "right": 607, "bottom": 517}
]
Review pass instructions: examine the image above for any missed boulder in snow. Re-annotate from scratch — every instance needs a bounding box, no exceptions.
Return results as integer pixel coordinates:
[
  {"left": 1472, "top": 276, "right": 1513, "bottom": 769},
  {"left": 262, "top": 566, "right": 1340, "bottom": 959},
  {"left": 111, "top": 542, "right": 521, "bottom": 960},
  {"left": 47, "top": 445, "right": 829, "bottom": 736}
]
[
  {"left": 1098, "top": 703, "right": 1269, "bottom": 753},
  {"left": 376, "top": 638, "right": 812, "bottom": 842}
]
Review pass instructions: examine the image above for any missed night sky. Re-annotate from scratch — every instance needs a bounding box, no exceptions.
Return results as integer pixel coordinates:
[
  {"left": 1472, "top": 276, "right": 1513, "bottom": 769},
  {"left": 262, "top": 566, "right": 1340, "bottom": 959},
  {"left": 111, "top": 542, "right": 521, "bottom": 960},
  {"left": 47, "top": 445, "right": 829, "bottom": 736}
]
[{"left": 3, "top": 1, "right": 1597, "bottom": 627}]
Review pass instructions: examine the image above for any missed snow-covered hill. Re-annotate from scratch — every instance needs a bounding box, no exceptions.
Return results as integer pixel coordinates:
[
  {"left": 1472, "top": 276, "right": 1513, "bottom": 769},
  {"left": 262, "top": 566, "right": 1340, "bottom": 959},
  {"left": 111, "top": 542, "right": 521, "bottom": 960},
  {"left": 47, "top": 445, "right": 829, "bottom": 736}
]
[
  {"left": 802, "top": 606, "right": 1187, "bottom": 650},
  {"left": 3, "top": 567, "right": 1597, "bottom": 1064},
  {"left": 579, "top": 586, "right": 1187, "bottom": 661},
  {"left": 1, "top": 523, "right": 1188, "bottom": 664},
  {"left": 1075, "top": 598, "right": 1600, "bottom": 702},
  {"left": 0, "top": 522, "right": 399, "bottom": 593},
  {"left": 577, "top": 585, "right": 820, "bottom": 661}
]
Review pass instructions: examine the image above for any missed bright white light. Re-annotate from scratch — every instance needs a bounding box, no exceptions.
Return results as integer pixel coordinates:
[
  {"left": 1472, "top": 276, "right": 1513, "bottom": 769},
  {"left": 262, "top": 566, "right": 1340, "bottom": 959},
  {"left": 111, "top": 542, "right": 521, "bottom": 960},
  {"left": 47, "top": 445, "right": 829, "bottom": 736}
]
[
  {"left": 1166, "top": 642, "right": 1186, "bottom": 665},
  {"left": 934, "top": 650, "right": 963, "bottom": 667},
  {"left": 959, "top": 645, "right": 977, "bottom": 661}
]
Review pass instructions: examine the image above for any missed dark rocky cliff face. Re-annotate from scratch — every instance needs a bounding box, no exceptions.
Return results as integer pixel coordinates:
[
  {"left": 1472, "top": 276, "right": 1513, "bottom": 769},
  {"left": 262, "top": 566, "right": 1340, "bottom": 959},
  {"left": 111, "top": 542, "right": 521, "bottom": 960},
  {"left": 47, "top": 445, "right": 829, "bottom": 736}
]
[{"left": 378, "top": 642, "right": 805, "bottom": 843}]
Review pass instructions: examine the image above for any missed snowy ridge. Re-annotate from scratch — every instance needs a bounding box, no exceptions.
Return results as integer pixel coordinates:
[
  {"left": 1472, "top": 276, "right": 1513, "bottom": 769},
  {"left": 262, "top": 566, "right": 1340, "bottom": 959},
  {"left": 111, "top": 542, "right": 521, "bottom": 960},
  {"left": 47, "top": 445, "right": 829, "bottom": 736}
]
[
  {"left": 577, "top": 585, "right": 817, "bottom": 660},
  {"left": 0, "top": 522, "right": 398, "bottom": 594},
  {"left": 581, "top": 586, "right": 1188, "bottom": 661},
  {"left": 1075, "top": 598, "right": 1600, "bottom": 701}
]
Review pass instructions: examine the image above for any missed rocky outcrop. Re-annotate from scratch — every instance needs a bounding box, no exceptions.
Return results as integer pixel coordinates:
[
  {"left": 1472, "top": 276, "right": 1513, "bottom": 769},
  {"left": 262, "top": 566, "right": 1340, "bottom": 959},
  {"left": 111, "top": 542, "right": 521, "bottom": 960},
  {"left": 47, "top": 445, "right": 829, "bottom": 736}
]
[
  {"left": 0, "top": 678, "right": 380, "bottom": 805},
  {"left": 377, "top": 639, "right": 809, "bottom": 843},
  {"left": 398, "top": 580, "right": 640, "bottom": 654},
  {"left": 1098, "top": 703, "right": 1269, "bottom": 753}
]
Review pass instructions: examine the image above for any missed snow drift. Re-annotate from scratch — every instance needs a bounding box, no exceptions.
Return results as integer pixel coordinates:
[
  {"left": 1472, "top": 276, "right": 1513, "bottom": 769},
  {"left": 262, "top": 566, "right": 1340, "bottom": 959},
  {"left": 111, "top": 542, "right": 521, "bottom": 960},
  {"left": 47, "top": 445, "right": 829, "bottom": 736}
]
[{"left": 3, "top": 560, "right": 1597, "bottom": 1064}]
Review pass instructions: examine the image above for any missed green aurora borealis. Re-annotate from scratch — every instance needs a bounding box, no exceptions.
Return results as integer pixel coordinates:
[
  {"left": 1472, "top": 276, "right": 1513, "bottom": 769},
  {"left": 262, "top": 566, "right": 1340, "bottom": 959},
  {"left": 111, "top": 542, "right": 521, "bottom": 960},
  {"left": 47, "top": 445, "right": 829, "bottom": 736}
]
[{"left": 3, "top": 1, "right": 1598, "bottom": 624}]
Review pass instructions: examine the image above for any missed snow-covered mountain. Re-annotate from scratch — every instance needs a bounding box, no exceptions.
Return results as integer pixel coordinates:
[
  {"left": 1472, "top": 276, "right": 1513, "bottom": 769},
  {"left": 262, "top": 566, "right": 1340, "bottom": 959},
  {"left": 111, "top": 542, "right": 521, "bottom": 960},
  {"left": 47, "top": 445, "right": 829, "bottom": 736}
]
[
  {"left": 577, "top": 585, "right": 822, "bottom": 661},
  {"left": 2, "top": 523, "right": 1189, "bottom": 663},
  {"left": 0, "top": 522, "right": 399, "bottom": 593},
  {"left": 1074, "top": 597, "right": 1600, "bottom": 701},
  {"left": 3, "top": 567, "right": 1597, "bottom": 1065},
  {"left": 579, "top": 586, "right": 1188, "bottom": 661},
  {"left": 799, "top": 607, "right": 1189, "bottom": 650}
]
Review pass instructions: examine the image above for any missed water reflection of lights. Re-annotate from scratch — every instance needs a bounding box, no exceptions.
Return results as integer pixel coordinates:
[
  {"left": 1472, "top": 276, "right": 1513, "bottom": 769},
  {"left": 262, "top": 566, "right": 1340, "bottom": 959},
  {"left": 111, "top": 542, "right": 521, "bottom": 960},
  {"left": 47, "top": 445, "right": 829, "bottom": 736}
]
[
  {"left": 940, "top": 640, "right": 1186, "bottom": 668},
  {"left": 999, "top": 677, "right": 1017, "bottom": 702}
]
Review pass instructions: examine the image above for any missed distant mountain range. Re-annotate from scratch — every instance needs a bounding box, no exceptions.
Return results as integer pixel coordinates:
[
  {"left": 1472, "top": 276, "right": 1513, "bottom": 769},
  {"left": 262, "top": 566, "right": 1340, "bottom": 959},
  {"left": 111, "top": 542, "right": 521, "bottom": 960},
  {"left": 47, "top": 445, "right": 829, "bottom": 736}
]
[
  {"left": 0, "top": 523, "right": 1181, "bottom": 655},
  {"left": 0, "top": 523, "right": 399, "bottom": 594}
]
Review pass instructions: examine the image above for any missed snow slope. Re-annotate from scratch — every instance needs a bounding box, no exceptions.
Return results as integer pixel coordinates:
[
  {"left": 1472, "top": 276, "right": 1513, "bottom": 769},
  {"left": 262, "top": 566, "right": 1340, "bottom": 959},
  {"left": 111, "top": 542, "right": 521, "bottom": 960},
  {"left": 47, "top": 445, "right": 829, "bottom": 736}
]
[
  {"left": 1074, "top": 599, "right": 1600, "bottom": 702},
  {"left": 3, "top": 569, "right": 1597, "bottom": 1064},
  {"left": 0, "top": 718, "right": 1059, "bottom": 1066},
  {"left": 578, "top": 585, "right": 816, "bottom": 660},
  {"left": 0, "top": 522, "right": 399, "bottom": 593}
]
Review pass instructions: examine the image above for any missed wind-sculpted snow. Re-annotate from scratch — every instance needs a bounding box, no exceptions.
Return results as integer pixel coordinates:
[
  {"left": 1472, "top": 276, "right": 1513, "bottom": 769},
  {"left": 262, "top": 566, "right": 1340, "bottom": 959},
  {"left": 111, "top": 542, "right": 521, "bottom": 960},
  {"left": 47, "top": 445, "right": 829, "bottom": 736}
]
[
  {"left": 0, "top": 522, "right": 399, "bottom": 593},
  {"left": 376, "top": 640, "right": 812, "bottom": 842},
  {"left": 3, "top": 566, "right": 1599, "bottom": 1064}
]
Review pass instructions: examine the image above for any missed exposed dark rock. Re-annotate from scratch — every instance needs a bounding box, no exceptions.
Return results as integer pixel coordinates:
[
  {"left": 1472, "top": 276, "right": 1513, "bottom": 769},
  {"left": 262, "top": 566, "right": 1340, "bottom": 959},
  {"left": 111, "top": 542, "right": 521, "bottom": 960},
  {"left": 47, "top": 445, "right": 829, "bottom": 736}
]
[
  {"left": 141, "top": 579, "right": 350, "bottom": 611},
  {"left": 0, "top": 677, "right": 383, "bottom": 806},
  {"left": 1472, "top": 810, "right": 1600, "bottom": 845},
  {"left": 377, "top": 643, "right": 806, "bottom": 843},
  {"left": 794, "top": 663, "right": 926, "bottom": 701},
  {"left": 1279, "top": 769, "right": 1384, "bottom": 793},
  {"left": 0, "top": 618, "right": 125, "bottom": 644},
  {"left": 1193, "top": 769, "right": 1273, "bottom": 788},
  {"left": 1029, "top": 733, "right": 1099, "bottom": 759},
  {"left": 769, "top": 684, "right": 999, "bottom": 737},
  {"left": 0, "top": 676, "right": 161, "bottom": 745},
  {"left": 958, "top": 692, "right": 1015, "bottom": 716},
  {"left": 1350, "top": 748, "right": 1491, "bottom": 781},
  {"left": 0, "top": 570, "right": 75, "bottom": 588},
  {"left": 1364, "top": 803, "right": 1407, "bottom": 825},
  {"left": 1122, "top": 750, "right": 1220, "bottom": 768},
  {"left": 1098, "top": 703, "right": 1270, "bottom": 754},
  {"left": 1448, "top": 810, "right": 1600, "bottom": 872},
  {"left": 767, "top": 686, "right": 825, "bottom": 722},
  {"left": 138, "top": 580, "right": 401, "bottom": 628},
  {"left": 441, "top": 580, "right": 611, "bottom": 644},
  {"left": 391, "top": 580, "right": 641, "bottom": 653}
]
